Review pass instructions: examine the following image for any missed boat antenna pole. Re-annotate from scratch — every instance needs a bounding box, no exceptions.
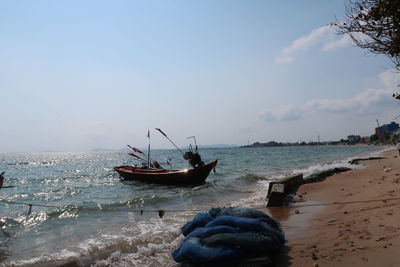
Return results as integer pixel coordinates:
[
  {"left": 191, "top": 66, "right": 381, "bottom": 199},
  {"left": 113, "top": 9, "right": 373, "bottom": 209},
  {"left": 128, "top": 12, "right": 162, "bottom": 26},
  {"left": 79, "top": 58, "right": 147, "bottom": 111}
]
[
  {"left": 155, "top": 128, "right": 185, "bottom": 155},
  {"left": 188, "top": 136, "right": 197, "bottom": 152}
]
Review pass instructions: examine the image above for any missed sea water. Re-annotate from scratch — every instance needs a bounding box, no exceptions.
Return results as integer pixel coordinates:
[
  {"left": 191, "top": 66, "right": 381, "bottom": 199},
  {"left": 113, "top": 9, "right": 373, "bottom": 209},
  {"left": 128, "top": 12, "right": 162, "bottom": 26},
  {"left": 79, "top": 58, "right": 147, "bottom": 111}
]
[{"left": 0, "top": 145, "right": 388, "bottom": 266}]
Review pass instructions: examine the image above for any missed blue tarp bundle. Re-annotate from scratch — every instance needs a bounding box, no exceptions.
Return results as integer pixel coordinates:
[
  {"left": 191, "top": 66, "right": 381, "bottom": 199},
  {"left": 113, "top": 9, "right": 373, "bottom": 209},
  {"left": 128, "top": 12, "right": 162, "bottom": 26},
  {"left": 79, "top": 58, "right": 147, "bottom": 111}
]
[
  {"left": 182, "top": 212, "right": 215, "bottom": 236},
  {"left": 172, "top": 207, "right": 285, "bottom": 266}
]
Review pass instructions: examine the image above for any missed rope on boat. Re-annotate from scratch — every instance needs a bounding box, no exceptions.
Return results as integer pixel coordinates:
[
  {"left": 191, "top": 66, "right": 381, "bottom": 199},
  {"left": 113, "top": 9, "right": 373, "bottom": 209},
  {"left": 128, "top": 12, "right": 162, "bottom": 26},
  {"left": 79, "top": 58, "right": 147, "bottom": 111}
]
[{"left": 2, "top": 196, "right": 400, "bottom": 218}]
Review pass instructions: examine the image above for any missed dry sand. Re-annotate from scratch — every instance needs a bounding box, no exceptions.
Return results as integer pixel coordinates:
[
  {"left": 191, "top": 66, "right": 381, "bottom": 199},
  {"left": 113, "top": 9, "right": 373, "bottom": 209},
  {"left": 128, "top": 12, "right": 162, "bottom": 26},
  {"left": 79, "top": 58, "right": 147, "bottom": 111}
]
[{"left": 272, "top": 149, "right": 400, "bottom": 266}]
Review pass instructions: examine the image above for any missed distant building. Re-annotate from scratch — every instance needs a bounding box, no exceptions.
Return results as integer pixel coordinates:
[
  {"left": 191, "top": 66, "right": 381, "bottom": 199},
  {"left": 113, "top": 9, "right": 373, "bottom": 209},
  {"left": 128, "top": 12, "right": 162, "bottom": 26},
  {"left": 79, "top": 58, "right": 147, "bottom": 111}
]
[
  {"left": 361, "top": 136, "right": 370, "bottom": 143},
  {"left": 375, "top": 121, "right": 400, "bottom": 135},
  {"left": 347, "top": 135, "right": 361, "bottom": 143}
]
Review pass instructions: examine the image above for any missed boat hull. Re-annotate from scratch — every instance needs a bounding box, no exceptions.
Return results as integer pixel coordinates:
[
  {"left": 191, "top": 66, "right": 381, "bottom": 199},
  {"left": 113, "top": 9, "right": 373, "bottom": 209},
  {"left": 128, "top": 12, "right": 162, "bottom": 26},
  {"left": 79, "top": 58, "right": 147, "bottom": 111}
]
[{"left": 114, "top": 160, "right": 218, "bottom": 185}]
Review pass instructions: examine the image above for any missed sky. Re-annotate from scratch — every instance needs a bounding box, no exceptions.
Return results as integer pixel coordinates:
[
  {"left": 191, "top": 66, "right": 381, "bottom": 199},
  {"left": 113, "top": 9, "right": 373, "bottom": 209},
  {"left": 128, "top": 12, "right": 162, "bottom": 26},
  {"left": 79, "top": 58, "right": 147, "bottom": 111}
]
[{"left": 1, "top": 0, "right": 400, "bottom": 153}]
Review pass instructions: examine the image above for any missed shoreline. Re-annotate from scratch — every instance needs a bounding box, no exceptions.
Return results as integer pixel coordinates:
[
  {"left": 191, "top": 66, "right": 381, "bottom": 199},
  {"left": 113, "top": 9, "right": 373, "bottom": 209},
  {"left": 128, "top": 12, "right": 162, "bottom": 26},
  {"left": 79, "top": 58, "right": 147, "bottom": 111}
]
[
  {"left": 272, "top": 148, "right": 400, "bottom": 266},
  {"left": 0, "top": 146, "right": 391, "bottom": 266}
]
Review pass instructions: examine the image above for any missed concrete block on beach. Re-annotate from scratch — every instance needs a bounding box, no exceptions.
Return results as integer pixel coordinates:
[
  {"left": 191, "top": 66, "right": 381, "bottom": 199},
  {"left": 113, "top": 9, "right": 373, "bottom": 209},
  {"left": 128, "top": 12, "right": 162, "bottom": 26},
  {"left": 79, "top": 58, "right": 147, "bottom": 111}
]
[
  {"left": 267, "top": 184, "right": 286, "bottom": 207},
  {"left": 303, "top": 167, "right": 351, "bottom": 183},
  {"left": 349, "top": 156, "right": 385, "bottom": 165},
  {"left": 267, "top": 173, "right": 303, "bottom": 197}
]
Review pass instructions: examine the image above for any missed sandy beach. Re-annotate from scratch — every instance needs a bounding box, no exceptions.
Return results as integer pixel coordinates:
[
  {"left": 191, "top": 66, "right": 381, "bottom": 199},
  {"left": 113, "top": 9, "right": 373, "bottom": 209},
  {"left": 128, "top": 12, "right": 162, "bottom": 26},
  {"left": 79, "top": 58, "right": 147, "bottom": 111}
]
[{"left": 274, "top": 148, "right": 400, "bottom": 266}]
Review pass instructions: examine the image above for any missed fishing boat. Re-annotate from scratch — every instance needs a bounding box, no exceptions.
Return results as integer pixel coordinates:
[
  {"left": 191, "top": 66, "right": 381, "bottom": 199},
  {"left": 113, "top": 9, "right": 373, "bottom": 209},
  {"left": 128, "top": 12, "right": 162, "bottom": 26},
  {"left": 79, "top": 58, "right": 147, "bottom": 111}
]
[
  {"left": 114, "top": 128, "right": 218, "bottom": 185},
  {"left": 114, "top": 160, "right": 218, "bottom": 185}
]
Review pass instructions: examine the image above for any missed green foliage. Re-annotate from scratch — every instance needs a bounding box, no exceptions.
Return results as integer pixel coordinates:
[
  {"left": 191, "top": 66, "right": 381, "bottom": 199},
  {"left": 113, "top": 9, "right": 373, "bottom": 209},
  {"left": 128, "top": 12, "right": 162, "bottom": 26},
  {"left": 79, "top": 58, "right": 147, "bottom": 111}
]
[{"left": 369, "top": 132, "right": 399, "bottom": 144}]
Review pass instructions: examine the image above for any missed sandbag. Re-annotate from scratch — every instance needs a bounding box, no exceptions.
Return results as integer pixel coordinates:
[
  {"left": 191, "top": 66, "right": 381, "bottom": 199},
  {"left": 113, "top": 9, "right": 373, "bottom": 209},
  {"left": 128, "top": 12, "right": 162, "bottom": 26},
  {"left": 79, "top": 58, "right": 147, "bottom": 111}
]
[
  {"left": 173, "top": 207, "right": 285, "bottom": 266},
  {"left": 202, "top": 232, "right": 276, "bottom": 253},
  {"left": 208, "top": 207, "right": 280, "bottom": 229},
  {"left": 182, "top": 212, "right": 215, "bottom": 236},
  {"left": 172, "top": 236, "right": 242, "bottom": 263},
  {"left": 205, "top": 216, "right": 284, "bottom": 247},
  {"left": 186, "top": 225, "right": 238, "bottom": 239}
]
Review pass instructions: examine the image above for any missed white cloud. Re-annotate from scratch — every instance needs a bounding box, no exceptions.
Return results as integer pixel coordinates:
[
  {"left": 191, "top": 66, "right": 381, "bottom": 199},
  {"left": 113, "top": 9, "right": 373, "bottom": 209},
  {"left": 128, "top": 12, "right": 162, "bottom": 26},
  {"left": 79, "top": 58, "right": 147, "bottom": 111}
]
[
  {"left": 379, "top": 69, "right": 400, "bottom": 89},
  {"left": 304, "top": 88, "right": 391, "bottom": 114},
  {"left": 275, "top": 55, "right": 294, "bottom": 64},
  {"left": 322, "top": 35, "right": 353, "bottom": 51},
  {"left": 259, "top": 104, "right": 303, "bottom": 122},
  {"left": 260, "top": 70, "right": 400, "bottom": 122},
  {"left": 276, "top": 25, "right": 353, "bottom": 64},
  {"left": 282, "top": 25, "right": 331, "bottom": 55}
]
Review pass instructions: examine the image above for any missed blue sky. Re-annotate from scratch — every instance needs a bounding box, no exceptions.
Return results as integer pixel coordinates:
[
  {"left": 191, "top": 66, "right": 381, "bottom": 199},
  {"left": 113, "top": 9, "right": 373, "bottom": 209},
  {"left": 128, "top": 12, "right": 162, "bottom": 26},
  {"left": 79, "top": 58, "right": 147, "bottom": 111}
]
[{"left": 1, "top": 0, "right": 399, "bottom": 152}]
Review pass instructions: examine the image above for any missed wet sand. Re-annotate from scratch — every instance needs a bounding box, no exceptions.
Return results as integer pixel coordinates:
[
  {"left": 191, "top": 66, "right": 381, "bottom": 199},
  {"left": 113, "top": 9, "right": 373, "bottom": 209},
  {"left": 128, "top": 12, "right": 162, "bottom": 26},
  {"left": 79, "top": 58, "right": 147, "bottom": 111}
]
[{"left": 273, "top": 149, "right": 400, "bottom": 266}]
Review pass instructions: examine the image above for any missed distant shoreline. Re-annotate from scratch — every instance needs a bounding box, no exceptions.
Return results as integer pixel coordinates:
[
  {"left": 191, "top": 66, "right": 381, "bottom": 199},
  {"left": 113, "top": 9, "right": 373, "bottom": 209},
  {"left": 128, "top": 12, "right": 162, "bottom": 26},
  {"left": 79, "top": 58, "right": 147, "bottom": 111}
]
[{"left": 240, "top": 141, "right": 371, "bottom": 148}]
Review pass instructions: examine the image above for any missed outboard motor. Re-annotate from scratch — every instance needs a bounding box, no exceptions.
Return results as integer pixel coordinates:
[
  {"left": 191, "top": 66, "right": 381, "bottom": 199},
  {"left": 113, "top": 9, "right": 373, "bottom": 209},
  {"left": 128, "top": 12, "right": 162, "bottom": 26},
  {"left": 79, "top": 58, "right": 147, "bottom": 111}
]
[
  {"left": 184, "top": 151, "right": 204, "bottom": 168},
  {"left": 151, "top": 161, "right": 161, "bottom": 169}
]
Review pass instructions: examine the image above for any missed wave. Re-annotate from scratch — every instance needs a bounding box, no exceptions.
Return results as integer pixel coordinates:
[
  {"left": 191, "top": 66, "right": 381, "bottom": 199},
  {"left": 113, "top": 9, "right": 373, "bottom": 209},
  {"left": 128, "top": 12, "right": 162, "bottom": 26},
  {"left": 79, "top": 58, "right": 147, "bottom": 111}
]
[{"left": 3, "top": 214, "right": 187, "bottom": 267}]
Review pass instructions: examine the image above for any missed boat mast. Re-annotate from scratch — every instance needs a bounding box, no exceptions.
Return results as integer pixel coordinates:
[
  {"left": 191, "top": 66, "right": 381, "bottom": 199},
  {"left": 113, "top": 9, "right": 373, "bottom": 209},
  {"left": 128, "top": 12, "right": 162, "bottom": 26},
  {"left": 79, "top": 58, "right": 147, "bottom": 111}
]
[{"left": 147, "top": 129, "right": 151, "bottom": 167}]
